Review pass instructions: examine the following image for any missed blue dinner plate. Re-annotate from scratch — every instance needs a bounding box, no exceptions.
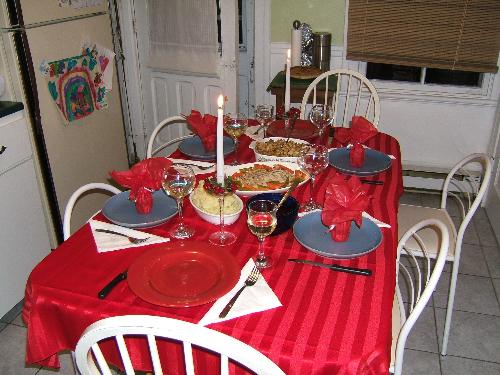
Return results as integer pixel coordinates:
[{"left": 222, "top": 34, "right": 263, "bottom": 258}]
[
  {"left": 102, "top": 190, "right": 178, "bottom": 228},
  {"left": 178, "top": 136, "right": 235, "bottom": 161},
  {"left": 293, "top": 211, "right": 382, "bottom": 259},
  {"left": 329, "top": 147, "right": 392, "bottom": 176}
]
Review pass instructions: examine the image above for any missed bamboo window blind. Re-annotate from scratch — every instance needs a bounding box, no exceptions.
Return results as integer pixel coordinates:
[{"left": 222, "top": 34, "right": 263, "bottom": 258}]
[{"left": 347, "top": 0, "right": 500, "bottom": 73}]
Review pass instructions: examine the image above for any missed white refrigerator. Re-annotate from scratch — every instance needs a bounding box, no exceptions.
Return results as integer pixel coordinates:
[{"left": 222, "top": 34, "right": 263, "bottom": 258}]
[{"left": 0, "top": 0, "right": 130, "bottom": 242}]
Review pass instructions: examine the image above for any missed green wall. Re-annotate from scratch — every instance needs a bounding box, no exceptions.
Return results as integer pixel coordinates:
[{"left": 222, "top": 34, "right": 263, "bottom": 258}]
[{"left": 270, "top": 0, "right": 345, "bottom": 45}]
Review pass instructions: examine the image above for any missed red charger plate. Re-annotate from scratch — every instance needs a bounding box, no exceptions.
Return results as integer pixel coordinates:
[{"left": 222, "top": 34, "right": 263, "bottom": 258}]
[{"left": 127, "top": 241, "right": 239, "bottom": 307}]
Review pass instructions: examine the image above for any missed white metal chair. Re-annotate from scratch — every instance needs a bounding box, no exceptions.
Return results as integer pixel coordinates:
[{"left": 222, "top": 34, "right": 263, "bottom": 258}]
[
  {"left": 390, "top": 219, "right": 450, "bottom": 375},
  {"left": 146, "top": 115, "right": 193, "bottom": 158},
  {"left": 398, "top": 153, "right": 492, "bottom": 355},
  {"left": 63, "top": 183, "right": 121, "bottom": 240},
  {"left": 75, "top": 315, "right": 285, "bottom": 375},
  {"left": 299, "top": 68, "right": 380, "bottom": 128}
]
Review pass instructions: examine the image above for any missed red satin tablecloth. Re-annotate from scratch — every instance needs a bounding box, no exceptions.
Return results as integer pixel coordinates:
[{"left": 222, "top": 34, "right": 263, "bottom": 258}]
[{"left": 23, "top": 129, "right": 403, "bottom": 374}]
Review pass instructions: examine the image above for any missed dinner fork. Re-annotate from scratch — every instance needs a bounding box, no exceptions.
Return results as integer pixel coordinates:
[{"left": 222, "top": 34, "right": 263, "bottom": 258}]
[
  {"left": 176, "top": 162, "right": 214, "bottom": 170},
  {"left": 219, "top": 266, "right": 260, "bottom": 318},
  {"left": 95, "top": 229, "right": 149, "bottom": 245}
]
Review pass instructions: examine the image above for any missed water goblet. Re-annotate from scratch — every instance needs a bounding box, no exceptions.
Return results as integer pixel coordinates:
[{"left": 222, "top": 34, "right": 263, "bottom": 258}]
[
  {"left": 255, "top": 104, "right": 274, "bottom": 138},
  {"left": 297, "top": 144, "right": 329, "bottom": 212},
  {"left": 309, "top": 104, "right": 334, "bottom": 144},
  {"left": 247, "top": 200, "right": 277, "bottom": 269},
  {"left": 162, "top": 164, "right": 196, "bottom": 239},
  {"left": 207, "top": 178, "right": 237, "bottom": 246},
  {"left": 224, "top": 113, "right": 248, "bottom": 165}
]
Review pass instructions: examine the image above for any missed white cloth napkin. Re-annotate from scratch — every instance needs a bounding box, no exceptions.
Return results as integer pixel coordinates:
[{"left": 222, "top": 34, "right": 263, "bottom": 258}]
[
  {"left": 168, "top": 158, "right": 215, "bottom": 174},
  {"left": 89, "top": 220, "right": 169, "bottom": 253},
  {"left": 198, "top": 259, "right": 282, "bottom": 326},
  {"left": 298, "top": 210, "right": 391, "bottom": 228}
]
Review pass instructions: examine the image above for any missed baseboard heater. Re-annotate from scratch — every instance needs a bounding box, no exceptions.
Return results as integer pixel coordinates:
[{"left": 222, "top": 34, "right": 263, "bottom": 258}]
[{"left": 402, "top": 166, "right": 479, "bottom": 193}]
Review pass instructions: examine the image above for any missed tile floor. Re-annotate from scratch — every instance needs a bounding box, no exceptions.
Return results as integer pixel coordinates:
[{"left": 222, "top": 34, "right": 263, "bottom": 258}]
[{"left": 1, "top": 191, "right": 499, "bottom": 375}]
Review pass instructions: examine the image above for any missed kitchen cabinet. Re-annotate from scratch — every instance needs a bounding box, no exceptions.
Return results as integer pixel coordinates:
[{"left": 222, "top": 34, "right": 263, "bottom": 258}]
[{"left": 0, "top": 103, "right": 51, "bottom": 317}]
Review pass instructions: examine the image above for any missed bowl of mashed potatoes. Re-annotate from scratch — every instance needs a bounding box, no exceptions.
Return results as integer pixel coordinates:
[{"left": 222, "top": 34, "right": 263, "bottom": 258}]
[{"left": 189, "top": 180, "right": 243, "bottom": 225}]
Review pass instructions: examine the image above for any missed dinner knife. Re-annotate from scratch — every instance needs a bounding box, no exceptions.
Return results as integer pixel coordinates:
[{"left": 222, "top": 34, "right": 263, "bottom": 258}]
[
  {"left": 360, "top": 179, "right": 383, "bottom": 185},
  {"left": 288, "top": 259, "right": 372, "bottom": 276},
  {"left": 98, "top": 271, "right": 127, "bottom": 299}
]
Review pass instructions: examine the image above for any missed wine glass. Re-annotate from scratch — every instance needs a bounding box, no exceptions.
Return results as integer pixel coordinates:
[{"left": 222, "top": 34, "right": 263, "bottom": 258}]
[
  {"left": 255, "top": 104, "right": 274, "bottom": 138},
  {"left": 162, "top": 164, "right": 196, "bottom": 239},
  {"left": 309, "top": 104, "right": 334, "bottom": 144},
  {"left": 224, "top": 113, "right": 248, "bottom": 165},
  {"left": 297, "top": 144, "right": 329, "bottom": 212},
  {"left": 247, "top": 200, "right": 277, "bottom": 269},
  {"left": 208, "top": 188, "right": 237, "bottom": 246}
]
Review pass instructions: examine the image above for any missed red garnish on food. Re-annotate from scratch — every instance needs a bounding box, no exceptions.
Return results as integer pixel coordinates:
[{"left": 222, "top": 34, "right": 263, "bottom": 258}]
[{"left": 203, "top": 175, "right": 237, "bottom": 196}]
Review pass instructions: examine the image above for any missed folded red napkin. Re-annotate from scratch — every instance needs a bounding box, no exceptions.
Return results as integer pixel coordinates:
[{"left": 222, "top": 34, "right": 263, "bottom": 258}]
[
  {"left": 334, "top": 116, "right": 378, "bottom": 145},
  {"left": 350, "top": 142, "right": 365, "bottom": 167},
  {"left": 186, "top": 110, "right": 217, "bottom": 152},
  {"left": 321, "top": 175, "right": 371, "bottom": 242},
  {"left": 110, "top": 157, "right": 172, "bottom": 214}
]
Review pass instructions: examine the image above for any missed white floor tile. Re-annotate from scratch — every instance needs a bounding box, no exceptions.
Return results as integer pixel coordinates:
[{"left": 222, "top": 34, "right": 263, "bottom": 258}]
[
  {"left": 441, "top": 355, "right": 500, "bottom": 375},
  {"left": 36, "top": 352, "right": 76, "bottom": 375},
  {"left": 435, "top": 308, "right": 500, "bottom": 362},
  {"left": 0, "top": 325, "right": 39, "bottom": 374}
]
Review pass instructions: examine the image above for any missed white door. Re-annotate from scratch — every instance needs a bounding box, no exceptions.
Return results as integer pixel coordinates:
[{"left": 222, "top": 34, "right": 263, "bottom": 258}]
[
  {"left": 118, "top": 0, "right": 239, "bottom": 159},
  {"left": 238, "top": 0, "right": 255, "bottom": 117},
  {"left": 485, "top": 99, "right": 500, "bottom": 244}
]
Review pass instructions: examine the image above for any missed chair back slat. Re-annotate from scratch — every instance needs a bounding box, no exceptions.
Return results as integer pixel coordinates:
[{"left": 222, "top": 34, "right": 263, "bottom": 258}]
[
  {"left": 116, "top": 335, "right": 135, "bottom": 375},
  {"left": 183, "top": 341, "right": 195, "bottom": 375},
  {"left": 147, "top": 334, "right": 163, "bottom": 375},
  {"left": 76, "top": 315, "right": 285, "bottom": 375},
  {"left": 91, "top": 343, "right": 113, "bottom": 375},
  {"left": 365, "top": 93, "right": 373, "bottom": 119},
  {"left": 323, "top": 77, "right": 329, "bottom": 105},
  {"left": 299, "top": 69, "right": 380, "bottom": 128},
  {"left": 221, "top": 355, "right": 229, "bottom": 375}
]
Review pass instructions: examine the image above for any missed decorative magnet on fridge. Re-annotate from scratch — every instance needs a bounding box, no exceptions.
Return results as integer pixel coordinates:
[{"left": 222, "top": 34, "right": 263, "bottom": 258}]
[{"left": 40, "top": 49, "right": 109, "bottom": 124}]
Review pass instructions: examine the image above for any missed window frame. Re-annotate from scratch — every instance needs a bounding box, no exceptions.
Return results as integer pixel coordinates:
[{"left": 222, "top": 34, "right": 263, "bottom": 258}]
[{"left": 357, "top": 61, "right": 496, "bottom": 101}]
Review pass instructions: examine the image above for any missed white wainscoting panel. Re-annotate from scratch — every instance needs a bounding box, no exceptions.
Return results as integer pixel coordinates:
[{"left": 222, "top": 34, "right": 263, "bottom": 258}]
[{"left": 147, "top": 73, "right": 223, "bottom": 157}]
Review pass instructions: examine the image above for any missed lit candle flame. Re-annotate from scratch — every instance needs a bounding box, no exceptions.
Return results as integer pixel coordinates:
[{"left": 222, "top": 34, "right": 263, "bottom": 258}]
[
  {"left": 287, "top": 49, "right": 291, "bottom": 59},
  {"left": 217, "top": 94, "right": 224, "bottom": 108}
]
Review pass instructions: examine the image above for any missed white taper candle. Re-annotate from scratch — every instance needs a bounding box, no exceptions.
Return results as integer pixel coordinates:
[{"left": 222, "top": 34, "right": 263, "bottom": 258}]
[
  {"left": 216, "top": 94, "right": 225, "bottom": 186},
  {"left": 285, "top": 49, "right": 291, "bottom": 113}
]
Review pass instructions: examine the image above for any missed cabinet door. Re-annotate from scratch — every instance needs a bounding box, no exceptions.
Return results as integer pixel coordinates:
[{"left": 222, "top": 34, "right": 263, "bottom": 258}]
[{"left": 0, "top": 160, "right": 50, "bottom": 317}]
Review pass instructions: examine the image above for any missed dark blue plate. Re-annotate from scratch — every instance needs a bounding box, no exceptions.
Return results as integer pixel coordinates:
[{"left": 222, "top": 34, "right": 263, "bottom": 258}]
[
  {"left": 178, "top": 136, "right": 235, "bottom": 161},
  {"left": 329, "top": 147, "right": 392, "bottom": 176},
  {"left": 293, "top": 211, "right": 382, "bottom": 259},
  {"left": 102, "top": 190, "right": 178, "bottom": 228},
  {"left": 246, "top": 193, "right": 299, "bottom": 236}
]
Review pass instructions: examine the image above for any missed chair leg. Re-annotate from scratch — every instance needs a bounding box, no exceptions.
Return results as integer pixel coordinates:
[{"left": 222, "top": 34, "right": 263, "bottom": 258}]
[
  {"left": 441, "top": 260, "right": 459, "bottom": 356},
  {"left": 71, "top": 350, "right": 80, "bottom": 374}
]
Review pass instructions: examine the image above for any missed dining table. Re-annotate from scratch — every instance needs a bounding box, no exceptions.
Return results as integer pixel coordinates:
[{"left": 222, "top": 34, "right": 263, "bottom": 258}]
[{"left": 22, "top": 122, "right": 403, "bottom": 374}]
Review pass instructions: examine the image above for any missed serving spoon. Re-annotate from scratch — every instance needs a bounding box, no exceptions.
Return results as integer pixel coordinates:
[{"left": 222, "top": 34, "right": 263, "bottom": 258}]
[{"left": 276, "top": 179, "right": 301, "bottom": 210}]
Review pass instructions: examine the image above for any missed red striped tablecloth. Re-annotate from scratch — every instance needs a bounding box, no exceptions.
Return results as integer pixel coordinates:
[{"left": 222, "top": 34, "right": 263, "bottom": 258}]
[{"left": 23, "top": 130, "right": 403, "bottom": 374}]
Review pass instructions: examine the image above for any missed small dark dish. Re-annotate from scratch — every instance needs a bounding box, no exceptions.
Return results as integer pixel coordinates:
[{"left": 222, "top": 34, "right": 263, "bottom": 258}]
[{"left": 246, "top": 193, "right": 299, "bottom": 235}]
